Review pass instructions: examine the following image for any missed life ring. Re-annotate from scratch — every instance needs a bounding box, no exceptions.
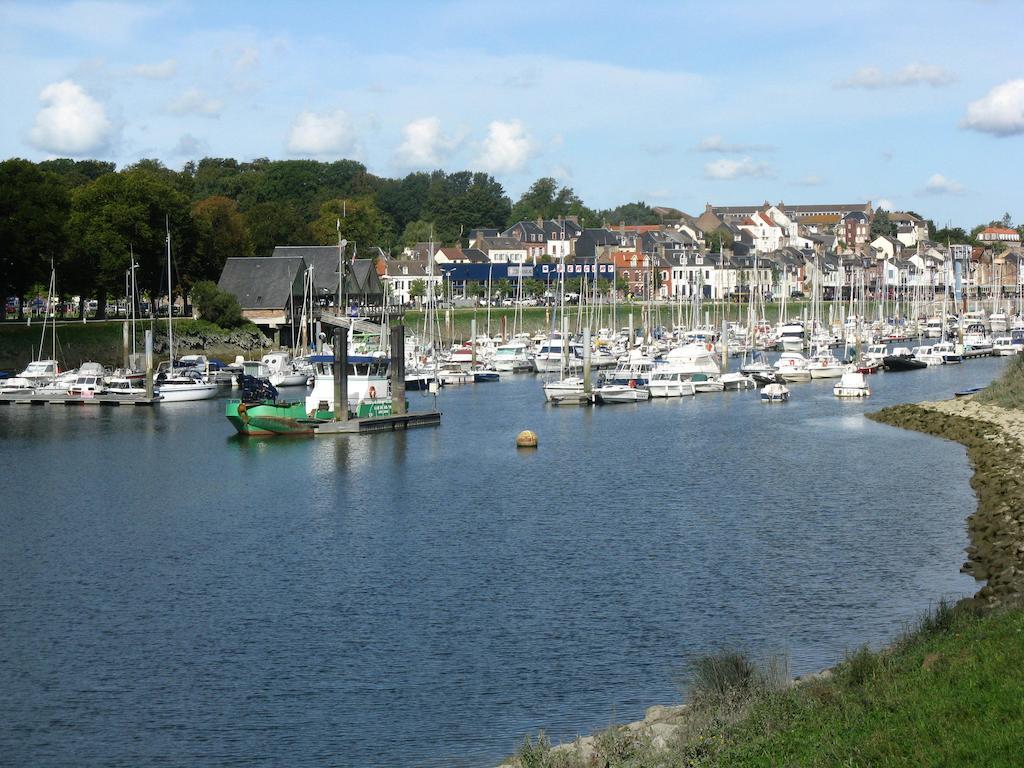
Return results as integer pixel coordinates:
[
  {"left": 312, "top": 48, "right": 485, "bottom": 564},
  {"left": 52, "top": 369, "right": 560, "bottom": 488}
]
[
  {"left": 368, "top": 386, "right": 377, "bottom": 399},
  {"left": 628, "top": 379, "right": 637, "bottom": 388},
  {"left": 706, "top": 343, "right": 713, "bottom": 351}
]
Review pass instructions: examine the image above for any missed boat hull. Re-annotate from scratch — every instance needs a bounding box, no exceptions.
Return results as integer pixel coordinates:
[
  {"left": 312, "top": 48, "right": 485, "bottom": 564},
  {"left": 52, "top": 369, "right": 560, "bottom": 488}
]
[{"left": 226, "top": 398, "right": 394, "bottom": 435}]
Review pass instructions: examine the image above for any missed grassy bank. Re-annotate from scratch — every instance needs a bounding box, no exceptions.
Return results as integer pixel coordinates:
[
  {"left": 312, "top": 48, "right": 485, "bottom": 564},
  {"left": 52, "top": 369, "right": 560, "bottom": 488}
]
[
  {"left": 0, "top": 318, "right": 269, "bottom": 371},
  {"left": 511, "top": 601, "right": 1024, "bottom": 767}
]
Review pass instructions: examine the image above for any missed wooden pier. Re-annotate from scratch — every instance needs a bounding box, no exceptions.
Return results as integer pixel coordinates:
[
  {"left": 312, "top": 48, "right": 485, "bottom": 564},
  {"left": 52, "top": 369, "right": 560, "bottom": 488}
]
[
  {"left": 312, "top": 410, "right": 441, "bottom": 435},
  {"left": 0, "top": 393, "right": 159, "bottom": 406}
]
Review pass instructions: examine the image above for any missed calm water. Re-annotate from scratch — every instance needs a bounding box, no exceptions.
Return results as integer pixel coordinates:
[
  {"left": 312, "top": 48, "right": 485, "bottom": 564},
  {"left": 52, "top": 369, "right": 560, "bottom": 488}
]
[{"left": 0, "top": 357, "right": 1007, "bottom": 767}]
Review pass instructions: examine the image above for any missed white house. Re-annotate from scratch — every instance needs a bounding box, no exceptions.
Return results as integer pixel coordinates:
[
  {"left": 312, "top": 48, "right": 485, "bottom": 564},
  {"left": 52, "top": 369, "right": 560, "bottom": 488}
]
[
  {"left": 379, "top": 261, "right": 442, "bottom": 305},
  {"left": 738, "top": 211, "right": 786, "bottom": 254},
  {"left": 477, "top": 236, "right": 530, "bottom": 265}
]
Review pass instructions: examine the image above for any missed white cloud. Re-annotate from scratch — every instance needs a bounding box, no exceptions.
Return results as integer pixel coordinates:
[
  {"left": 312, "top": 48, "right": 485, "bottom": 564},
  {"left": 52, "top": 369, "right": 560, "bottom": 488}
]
[
  {"left": 875, "top": 198, "right": 895, "bottom": 212},
  {"left": 697, "top": 134, "right": 773, "bottom": 153},
  {"left": 836, "top": 63, "right": 955, "bottom": 89},
  {"left": 922, "top": 173, "right": 965, "bottom": 195},
  {"left": 287, "top": 108, "right": 358, "bottom": 156},
  {"left": 476, "top": 119, "right": 534, "bottom": 174},
  {"left": 395, "top": 116, "right": 460, "bottom": 167},
  {"left": 172, "top": 133, "right": 206, "bottom": 157},
  {"left": 133, "top": 58, "right": 177, "bottom": 79},
  {"left": 796, "top": 174, "right": 825, "bottom": 186},
  {"left": 703, "top": 157, "right": 773, "bottom": 180},
  {"left": 962, "top": 79, "right": 1024, "bottom": 137},
  {"left": 234, "top": 46, "right": 259, "bottom": 73},
  {"left": 27, "top": 79, "right": 113, "bottom": 154},
  {"left": 167, "top": 88, "right": 223, "bottom": 117}
]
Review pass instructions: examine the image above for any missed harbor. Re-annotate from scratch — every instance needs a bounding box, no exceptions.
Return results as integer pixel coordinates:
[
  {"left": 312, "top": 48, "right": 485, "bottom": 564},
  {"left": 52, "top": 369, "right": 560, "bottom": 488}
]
[{"left": 0, "top": 352, "right": 1008, "bottom": 767}]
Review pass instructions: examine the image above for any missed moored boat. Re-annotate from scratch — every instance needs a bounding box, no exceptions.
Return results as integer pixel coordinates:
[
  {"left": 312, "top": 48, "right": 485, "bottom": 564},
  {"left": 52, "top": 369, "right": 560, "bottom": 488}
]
[
  {"left": 834, "top": 370, "right": 870, "bottom": 398},
  {"left": 760, "top": 382, "right": 789, "bottom": 402}
]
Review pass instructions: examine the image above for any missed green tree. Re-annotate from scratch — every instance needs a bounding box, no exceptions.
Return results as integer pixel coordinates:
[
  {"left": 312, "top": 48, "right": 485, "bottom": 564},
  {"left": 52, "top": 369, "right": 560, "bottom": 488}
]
[
  {"left": 66, "top": 167, "right": 194, "bottom": 317},
  {"left": 376, "top": 172, "right": 430, "bottom": 234},
  {"left": 187, "top": 196, "right": 253, "bottom": 290},
  {"left": 245, "top": 202, "right": 312, "bottom": 257},
  {"left": 408, "top": 278, "right": 426, "bottom": 304},
  {"left": 0, "top": 160, "right": 70, "bottom": 317},
  {"left": 38, "top": 158, "right": 115, "bottom": 188},
  {"left": 312, "top": 197, "right": 392, "bottom": 251},
  {"left": 510, "top": 177, "right": 595, "bottom": 223},
  {"left": 400, "top": 219, "right": 436, "bottom": 248},
  {"left": 870, "top": 209, "right": 897, "bottom": 238},
  {"left": 190, "top": 280, "right": 244, "bottom": 328},
  {"left": 600, "top": 201, "right": 660, "bottom": 226},
  {"left": 932, "top": 226, "right": 972, "bottom": 244},
  {"left": 705, "top": 229, "right": 734, "bottom": 253}
]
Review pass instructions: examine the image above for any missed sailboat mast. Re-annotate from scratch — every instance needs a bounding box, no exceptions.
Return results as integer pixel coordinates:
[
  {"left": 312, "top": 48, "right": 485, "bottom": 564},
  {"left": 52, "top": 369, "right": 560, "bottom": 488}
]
[{"left": 166, "top": 217, "right": 173, "bottom": 365}]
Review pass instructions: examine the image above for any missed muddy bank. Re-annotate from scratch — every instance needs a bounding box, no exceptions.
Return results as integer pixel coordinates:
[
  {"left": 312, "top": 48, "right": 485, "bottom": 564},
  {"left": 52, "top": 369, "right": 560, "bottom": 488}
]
[{"left": 868, "top": 398, "right": 1024, "bottom": 607}]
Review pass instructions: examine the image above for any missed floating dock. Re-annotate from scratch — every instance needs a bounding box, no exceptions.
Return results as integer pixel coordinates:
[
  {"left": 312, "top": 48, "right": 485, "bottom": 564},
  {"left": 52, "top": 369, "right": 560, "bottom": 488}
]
[
  {"left": 0, "top": 393, "right": 158, "bottom": 406},
  {"left": 312, "top": 410, "right": 441, "bottom": 435}
]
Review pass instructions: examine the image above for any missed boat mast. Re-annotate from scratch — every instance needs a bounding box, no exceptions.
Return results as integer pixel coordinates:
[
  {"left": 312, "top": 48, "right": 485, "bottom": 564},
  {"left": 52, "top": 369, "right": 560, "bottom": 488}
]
[{"left": 166, "top": 217, "right": 173, "bottom": 366}]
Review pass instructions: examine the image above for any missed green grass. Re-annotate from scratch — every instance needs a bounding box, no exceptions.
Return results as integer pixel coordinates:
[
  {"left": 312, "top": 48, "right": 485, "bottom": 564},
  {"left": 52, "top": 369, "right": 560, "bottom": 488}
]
[
  {"left": 975, "top": 354, "right": 1024, "bottom": 410},
  {"left": 510, "top": 600, "right": 1024, "bottom": 767}
]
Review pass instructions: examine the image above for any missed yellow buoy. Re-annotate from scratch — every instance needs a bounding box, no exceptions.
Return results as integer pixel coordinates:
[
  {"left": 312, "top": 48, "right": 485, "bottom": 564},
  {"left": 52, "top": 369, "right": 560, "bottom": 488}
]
[{"left": 516, "top": 430, "right": 538, "bottom": 448}]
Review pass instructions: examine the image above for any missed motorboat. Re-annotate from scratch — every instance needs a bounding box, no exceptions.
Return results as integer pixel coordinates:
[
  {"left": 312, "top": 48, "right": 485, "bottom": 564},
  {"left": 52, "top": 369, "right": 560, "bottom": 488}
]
[
  {"left": 779, "top": 321, "right": 806, "bottom": 352},
  {"left": 807, "top": 348, "right": 845, "bottom": 379},
  {"left": 602, "top": 349, "right": 658, "bottom": 387},
  {"left": 863, "top": 344, "right": 888, "bottom": 367},
  {"left": 883, "top": 348, "right": 926, "bottom": 372},
  {"left": 262, "top": 351, "right": 310, "bottom": 387},
  {"left": 775, "top": 352, "right": 811, "bottom": 382},
  {"left": 0, "top": 359, "right": 60, "bottom": 393},
  {"left": 910, "top": 345, "right": 944, "bottom": 366},
  {"left": 989, "top": 312, "right": 1008, "bottom": 334},
  {"left": 156, "top": 368, "right": 220, "bottom": 402},
  {"left": 304, "top": 353, "right": 392, "bottom": 415},
  {"left": 760, "top": 382, "right": 789, "bottom": 402},
  {"left": 963, "top": 323, "right": 993, "bottom": 356},
  {"left": 834, "top": 370, "right": 871, "bottom": 398},
  {"left": 533, "top": 334, "right": 584, "bottom": 374},
  {"left": 739, "top": 350, "right": 775, "bottom": 380},
  {"left": 647, "top": 370, "right": 697, "bottom": 397},
  {"left": 437, "top": 361, "right": 472, "bottom": 385},
  {"left": 690, "top": 373, "right": 724, "bottom": 393},
  {"left": 720, "top": 372, "right": 756, "bottom": 390},
  {"left": 931, "top": 342, "right": 962, "bottom": 364},
  {"left": 592, "top": 383, "right": 650, "bottom": 404},
  {"left": 993, "top": 336, "right": 1023, "bottom": 356},
  {"left": 542, "top": 377, "right": 591, "bottom": 404},
  {"left": 492, "top": 341, "right": 534, "bottom": 372},
  {"left": 472, "top": 366, "right": 500, "bottom": 383},
  {"left": 924, "top": 317, "right": 944, "bottom": 338},
  {"left": 67, "top": 362, "right": 109, "bottom": 396}
]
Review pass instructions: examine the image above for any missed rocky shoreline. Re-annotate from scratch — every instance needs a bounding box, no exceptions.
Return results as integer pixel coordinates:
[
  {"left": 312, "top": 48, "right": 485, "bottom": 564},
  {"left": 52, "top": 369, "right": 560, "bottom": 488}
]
[
  {"left": 499, "top": 394, "right": 1024, "bottom": 766},
  {"left": 868, "top": 396, "right": 1024, "bottom": 608}
]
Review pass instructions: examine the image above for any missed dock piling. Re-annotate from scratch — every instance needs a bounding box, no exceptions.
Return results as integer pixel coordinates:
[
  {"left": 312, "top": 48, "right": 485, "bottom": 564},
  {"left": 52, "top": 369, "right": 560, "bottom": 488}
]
[
  {"left": 333, "top": 328, "right": 348, "bottom": 422},
  {"left": 390, "top": 323, "right": 407, "bottom": 416}
]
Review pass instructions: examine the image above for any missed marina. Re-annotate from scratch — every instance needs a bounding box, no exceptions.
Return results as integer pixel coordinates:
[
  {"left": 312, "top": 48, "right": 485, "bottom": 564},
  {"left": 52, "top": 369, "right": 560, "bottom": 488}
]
[{"left": 0, "top": 351, "right": 1008, "bottom": 767}]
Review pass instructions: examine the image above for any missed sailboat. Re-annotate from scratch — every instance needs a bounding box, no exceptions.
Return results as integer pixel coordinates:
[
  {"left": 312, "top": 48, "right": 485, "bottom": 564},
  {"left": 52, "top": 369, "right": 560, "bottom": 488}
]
[
  {"left": 1, "top": 263, "right": 71, "bottom": 393},
  {"left": 156, "top": 220, "right": 218, "bottom": 402}
]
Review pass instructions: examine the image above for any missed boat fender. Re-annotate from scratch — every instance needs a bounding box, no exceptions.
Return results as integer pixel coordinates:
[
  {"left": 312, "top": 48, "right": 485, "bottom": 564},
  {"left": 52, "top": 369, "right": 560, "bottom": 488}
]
[
  {"left": 368, "top": 386, "right": 377, "bottom": 399},
  {"left": 237, "top": 402, "right": 249, "bottom": 423}
]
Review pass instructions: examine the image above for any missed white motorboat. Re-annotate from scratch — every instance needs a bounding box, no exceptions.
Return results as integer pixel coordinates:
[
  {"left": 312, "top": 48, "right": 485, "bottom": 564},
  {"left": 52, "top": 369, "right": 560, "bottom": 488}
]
[
  {"left": 492, "top": 341, "right": 534, "bottom": 372},
  {"left": 533, "top": 334, "right": 583, "bottom": 373},
  {"left": 690, "top": 373, "right": 723, "bottom": 393},
  {"left": 807, "top": 348, "right": 845, "bottom": 379},
  {"left": 834, "top": 370, "right": 871, "bottom": 398},
  {"left": 760, "top": 382, "right": 789, "bottom": 402},
  {"left": 542, "top": 377, "right": 591, "bottom": 404},
  {"left": 720, "top": 372, "right": 756, "bottom": 390},
  {"left": 931, "top": 341, "right": 962, "bottom": 364},
  {"left": 647, "top": 370, "right": 697, "bottom": 397},
  {"left": 779, "top": 321, "right": 806, "bottom": 352},
  {"left": 156, "top": 369, "right": 219, "bottom": 402},
  {"left": 739, "top": 351, "right": 775, "bottom": 381},
  {"left": 0, "top": 359, "right": 60, "bottom": 393},
  {"left": 863, "top": 344, "right": 888, "bottom": 367},
  {"left": 304, "top": 352, "right": 391, "bottom": 414},
  {"left": 775, "top": 352, "right": 811, "bottom": 382},
  {"left": 262, "top": 351, "right": 310, "bottom": 387},
  {"left": 592, "top": 383, "right": 650, "bottom": 404},
  {"left": 993, "top": 336, "right": 1023, "bottom": 356},
  {"left": 989, "top": 312, "right": 1008, "bottom": 334},
  {"left": 924, "top": 317, "right": 944, "bottom": 338},
  {"left": 67, "top": 362, "right": 109, "bottom": 396},
  {"left": 106, "top": 376, "right": 149, "bottom": 396},
  {"left": 437, "top": 361, "right": 472, "bottom": 385},
  {"left": 910, "top": 345, "right": 944, "bottom": 366}
]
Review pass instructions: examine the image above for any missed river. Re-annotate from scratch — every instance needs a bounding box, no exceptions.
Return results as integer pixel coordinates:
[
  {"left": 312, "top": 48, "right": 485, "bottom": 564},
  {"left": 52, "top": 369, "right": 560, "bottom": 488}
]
[{"left": 0, "top": 356, "right": 1007, "bottom": 766}]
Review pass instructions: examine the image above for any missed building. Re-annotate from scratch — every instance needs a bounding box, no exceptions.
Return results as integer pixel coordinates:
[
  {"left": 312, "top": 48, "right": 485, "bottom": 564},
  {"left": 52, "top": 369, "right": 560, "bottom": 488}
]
[
  {"left": 218, "top": 256, "right": 305, "bottom": 343},
  {"left": 978, "top": 227, "right": 1021, "bottom": 244},
  {"left": 376, "top": 260, "right": 443, "bottom": 305}
]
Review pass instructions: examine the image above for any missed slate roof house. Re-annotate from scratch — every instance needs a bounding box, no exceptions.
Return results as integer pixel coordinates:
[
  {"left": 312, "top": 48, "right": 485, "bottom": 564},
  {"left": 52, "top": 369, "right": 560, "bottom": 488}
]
[
  {"left": 218, "top": 256, "right": 306, "bottom": 342},
  {"left": 270, "top": 245, "right": 384, "bottom": 305}
]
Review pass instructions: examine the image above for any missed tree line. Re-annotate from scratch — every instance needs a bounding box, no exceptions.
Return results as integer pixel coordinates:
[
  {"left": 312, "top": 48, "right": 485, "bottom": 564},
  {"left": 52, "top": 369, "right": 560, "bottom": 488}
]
[{"left": 0, "top": 156, "right": 664, "bottom": 319}]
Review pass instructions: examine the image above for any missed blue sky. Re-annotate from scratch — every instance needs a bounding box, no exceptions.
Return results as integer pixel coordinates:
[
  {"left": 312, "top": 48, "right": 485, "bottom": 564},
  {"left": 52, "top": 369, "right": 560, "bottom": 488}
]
[{"left": 1, "top": 0, "right": 1021, "bottom": 228}]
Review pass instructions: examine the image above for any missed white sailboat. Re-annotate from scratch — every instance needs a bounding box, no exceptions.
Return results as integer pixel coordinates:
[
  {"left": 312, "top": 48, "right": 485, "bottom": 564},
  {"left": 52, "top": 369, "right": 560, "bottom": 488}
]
[{"left": 156, "top": 220, "right": 218, "bottom": 403}]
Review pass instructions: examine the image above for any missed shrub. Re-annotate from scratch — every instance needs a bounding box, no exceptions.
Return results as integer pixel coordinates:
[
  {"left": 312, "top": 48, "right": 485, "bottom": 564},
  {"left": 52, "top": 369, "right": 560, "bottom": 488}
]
[
  {"left": 976, "top": 355, "right": 1024, "bottom": 410},
  {"left": 190, "top": 280, "right": 244, "bottom": 329}
]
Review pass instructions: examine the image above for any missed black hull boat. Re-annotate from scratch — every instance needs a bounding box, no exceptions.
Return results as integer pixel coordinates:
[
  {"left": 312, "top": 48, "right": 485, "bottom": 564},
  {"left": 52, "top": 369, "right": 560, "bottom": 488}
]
[{"left": 883, "top": 354, "right": 926, "bottom": 372}]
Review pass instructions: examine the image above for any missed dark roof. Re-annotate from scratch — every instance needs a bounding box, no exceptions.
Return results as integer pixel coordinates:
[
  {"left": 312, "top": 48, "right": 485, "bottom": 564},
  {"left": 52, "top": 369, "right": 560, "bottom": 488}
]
[
  {"left": 219, "top": 256, "right": 305, "bottom": 309},
  {"left": 269, "top": 245, "right": 383, "bottom": 298},
  {"left": 480, "top": 236, "right": 527, "bottom": 251},
  {"left": 461, "top": 248, "right": 490, "bottom": 263},
  {"left": 382, "top": 261, "right": 431, "bottom": 277}
]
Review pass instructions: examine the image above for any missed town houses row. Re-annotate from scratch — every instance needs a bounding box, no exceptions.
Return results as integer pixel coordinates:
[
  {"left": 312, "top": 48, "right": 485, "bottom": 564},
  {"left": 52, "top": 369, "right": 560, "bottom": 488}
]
[{"left": 218, "top": 201, "right": 1024, "bottom": 340}]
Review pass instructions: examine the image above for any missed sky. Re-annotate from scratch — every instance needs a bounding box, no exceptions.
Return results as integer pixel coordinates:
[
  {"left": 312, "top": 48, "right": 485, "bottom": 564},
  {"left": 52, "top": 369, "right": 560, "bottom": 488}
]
[{"left": 1, "top": 0, "right": 1022, "bottom": 229}]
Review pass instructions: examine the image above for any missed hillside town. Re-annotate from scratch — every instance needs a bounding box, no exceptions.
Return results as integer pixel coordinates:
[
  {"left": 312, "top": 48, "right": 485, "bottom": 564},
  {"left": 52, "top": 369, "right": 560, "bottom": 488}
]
[{"left": 216, "top": 200, "right": 1023, "bottom": 342}]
